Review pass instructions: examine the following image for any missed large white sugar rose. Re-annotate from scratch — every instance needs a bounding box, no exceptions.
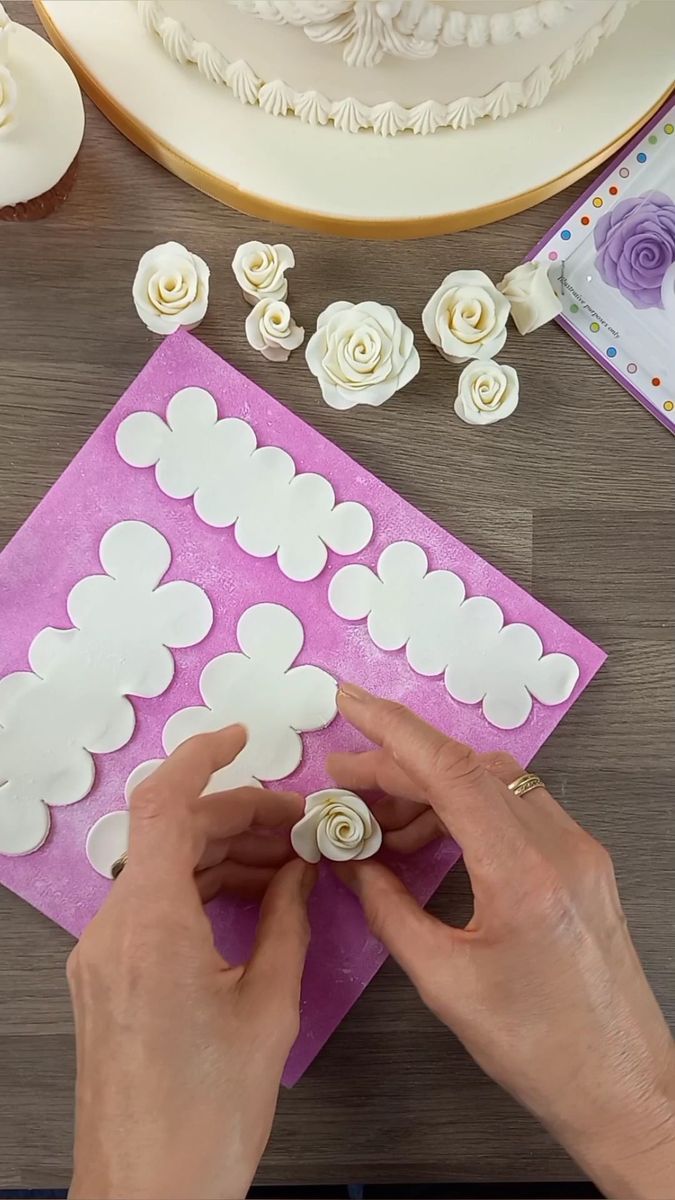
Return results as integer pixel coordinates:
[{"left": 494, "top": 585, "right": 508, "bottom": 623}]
[
  {"left": 454, "top": 359, "right": 519, "bottom": 426},
  {"left": 422, "top": 269, "right": 510, "bottom": 364},
  {"left": 232, "top": 240, "right": 294, "bottom": 305},
  {"left": 132, "top": 241, "right": 210, "bottom": 335},
  {"left": 244, "top": 297, "right": 304, "bottom": 362},
  {"left": 291, "top": 789, "right": 382, "bottom": 863},
  {"left": 497, "top": 260, "right": 562, "bottom": 335},
  {"left": 305, "top": 300, "right": 420, "bottom": 410}
]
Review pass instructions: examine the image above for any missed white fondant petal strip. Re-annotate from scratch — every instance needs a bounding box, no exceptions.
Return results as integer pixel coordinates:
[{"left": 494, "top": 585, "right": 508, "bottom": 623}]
[
  {"left": 0, "top": 522, "right": 213, "bottom": 857},
  {"left": 328, "top": 542, "right": 579, "bottom": 730},
  {"left": 116, "top": 387, "right": 373, "bottom": 582},
  {"left": 87, "top": 603, "right": 339, "bottom": 874},
  {"left": 497, "top": 260, "right": 563, "bottom": 335}
]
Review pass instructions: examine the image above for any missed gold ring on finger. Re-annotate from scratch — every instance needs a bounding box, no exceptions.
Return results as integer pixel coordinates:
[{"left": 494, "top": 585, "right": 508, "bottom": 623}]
[{"left": 508, "top": 772, "right": 545, "bottom": 798}]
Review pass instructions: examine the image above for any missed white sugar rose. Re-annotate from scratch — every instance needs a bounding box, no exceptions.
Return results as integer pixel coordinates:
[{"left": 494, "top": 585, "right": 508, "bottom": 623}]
[
  {"left": 455, "top": 359, "right": 519, "bottom": 426},
  {"left": 232, "top": 240, "right": 294, "bottom": 305},
  {"left": 245, "top": 297, "right": 304, "bottom": 362},
  {"left": 305, "top": 300, "right": 420, "bottom": 410},
  {"left": 291, "top": 789, "right": 382, "bottom": 864},
  {"left": 422, "top": 269, "right": 510, "bottom": 364},
  {"left": 497, "top": 260, "right": 563, "bottom": 335},
  {"left": 132, "top": 241, "right": 210, "bottom": 335}
]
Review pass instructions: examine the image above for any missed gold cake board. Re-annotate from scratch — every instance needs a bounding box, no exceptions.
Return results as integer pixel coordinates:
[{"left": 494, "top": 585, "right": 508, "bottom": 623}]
[{"left": 36, "top": 0, "right": 675, "bottom": 240}]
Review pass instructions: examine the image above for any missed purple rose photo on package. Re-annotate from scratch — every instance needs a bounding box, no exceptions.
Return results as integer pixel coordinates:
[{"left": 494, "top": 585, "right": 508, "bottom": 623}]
[{"left": 529, "top": 96, "right": 675, "bottom": 434}]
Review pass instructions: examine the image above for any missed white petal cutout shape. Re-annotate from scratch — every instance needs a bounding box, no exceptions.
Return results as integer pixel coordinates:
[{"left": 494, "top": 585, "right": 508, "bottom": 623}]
[
  {"left": 291, "top": 790, "right": 382, "bottom": 864},
  {"left": 0, "top": 521, "right": 213, "bottom": 857},
  {"left": 116, "top": 387, "right": 373, "bottom": 582},
  {"left": 86, "top": 753, "right": 227, "bottom": 879},
  {"left": 329, "top": 541, "right": 580, "bottom": 731},
  {"left": 125, "top": 759, "right": 165, "bottom": 804},
  {"left": 0, "top": 783, "right": 51, "bottom": 858},
  {"left": 86, "top": 810, "right": 131, "bottom": 879},
  {"left": 127, "top": 602, "right": 338, "bottom": 801}
]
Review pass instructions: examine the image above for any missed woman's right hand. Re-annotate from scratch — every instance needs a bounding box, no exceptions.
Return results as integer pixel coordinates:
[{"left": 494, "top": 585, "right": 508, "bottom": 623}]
[{"left": 330, "top": 684, "right": 675, "bottom": 1200}]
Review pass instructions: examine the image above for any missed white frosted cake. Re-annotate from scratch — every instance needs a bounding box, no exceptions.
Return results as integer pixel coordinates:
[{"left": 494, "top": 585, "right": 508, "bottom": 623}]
[{"left": 136, "top": 0, "right": 634, "bottom": 135}]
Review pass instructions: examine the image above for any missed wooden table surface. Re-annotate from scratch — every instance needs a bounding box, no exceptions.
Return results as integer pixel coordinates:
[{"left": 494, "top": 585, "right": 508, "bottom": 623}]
[{"left": 1, "top": 5, "right": 673, "bottom": 1188}]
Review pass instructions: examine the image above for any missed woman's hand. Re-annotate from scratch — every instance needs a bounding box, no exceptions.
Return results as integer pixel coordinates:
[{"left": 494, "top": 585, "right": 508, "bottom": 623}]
[
  {"left": 330, "top": 685, "right": 675, "bottom": 1200},
  {"left": 68, "top": 726, "right": 314, "bottom": 1200}
]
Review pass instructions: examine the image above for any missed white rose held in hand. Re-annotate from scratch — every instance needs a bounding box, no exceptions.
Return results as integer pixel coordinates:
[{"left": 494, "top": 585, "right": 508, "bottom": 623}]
[
  {"left": 422, "top": 269, "right": 510, "bottom": 364},
  {"left": 497, "top": 260, "right": 563, "bottom": 335},
  {"left": 305, "top": 300, "right": 420, "bottom": 410},
  {"left": 245, "top": 298, "right": 304, "bottom": 362},
  {"left": 132, "top": 242, "right": 210, "bottom": 336},
  {"left": 291, "top": 789, "right": 382, "bottom": 863},
  {"left": 455, "top": 359, "right": 519, "bottom": 426},
  {"left": 232, "top": 240, "right": 294, "bottom": 304}
]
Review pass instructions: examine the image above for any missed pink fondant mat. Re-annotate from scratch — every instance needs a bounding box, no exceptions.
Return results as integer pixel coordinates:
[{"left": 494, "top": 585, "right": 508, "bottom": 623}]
[{"left": 0, "top": 331, "right": 605, "bottom": 1084}]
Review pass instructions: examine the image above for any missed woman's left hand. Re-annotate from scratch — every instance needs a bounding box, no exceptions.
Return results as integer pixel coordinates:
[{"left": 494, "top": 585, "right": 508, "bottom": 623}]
[{"left": 68, "top": 726, "right": 315, "bottom": 1200}]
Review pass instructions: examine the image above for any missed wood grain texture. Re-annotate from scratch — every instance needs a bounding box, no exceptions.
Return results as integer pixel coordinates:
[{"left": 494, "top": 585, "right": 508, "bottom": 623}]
[{"left": 0, "top": 4, "right": 673, "bottom": 1187}]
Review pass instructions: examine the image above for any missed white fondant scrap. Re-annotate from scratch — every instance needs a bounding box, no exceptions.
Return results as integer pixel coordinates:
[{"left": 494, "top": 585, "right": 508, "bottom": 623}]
[
  {"left": 291, "top": 789, "right": 382, "bottom": 864},
  {"left": 497, "top": 261, "right": 563, "bottom": 335},
  {"left": 232, "top": 240, "right": 294, "bottom": 305},
  {"left": 328, "top": 541, "right": 579, "bottom": 730},
  {"left": 0, "top": 521, "right": 213, "bottom": 857},
  {"left": 422, "top": 270, "right": 510, "bottom": 364},
  {"left": 245, "top": 297, "right": 304, "bottom": 362},
  {"left": 116, "top": 387, "right": 373, "bottom": 582},
  {"left": 86, "top": 810, "right": 130, "bottom": 879},
  {"left": 455, "top": 359, "right": 519, "bottom": 426},
  {"left": 128, "top": 603, "right": 338, "bottom": 799},
  {"left": 132, "top": 241, "right": 210, "bottom": 335},
  {"left": 305, "top": 301, "right": 420, "bottom": 410}
]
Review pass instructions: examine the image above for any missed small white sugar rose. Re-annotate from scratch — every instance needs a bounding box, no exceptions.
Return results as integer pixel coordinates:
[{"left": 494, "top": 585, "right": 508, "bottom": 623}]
[
  {"left": 291, "top": 789, "right": 382, "bottom": 863},
  {"left": 497, "top": 260, "right": 563, "bottom": 335},
  {"left": 245, "top": 298, "right": 304, "bottom": 362},
  {"left": 232, "top": 240, "right": 294, "bottom": 304},
  {"left": 422, "top": 269, "right": 510, "bottom": 364},
  {"left": 305, "top": 300, "right": 420, "bottom": 410},
  {"left": 132, "top": 241, "right": 210, "bottom": 335},
  {"left": 455, "top": 359, "right": 519, "bottom": 426}
]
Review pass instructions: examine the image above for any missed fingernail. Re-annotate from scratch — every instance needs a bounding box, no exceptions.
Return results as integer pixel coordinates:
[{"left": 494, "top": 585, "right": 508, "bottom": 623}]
[
  {"left": 339, "top": 682, "right": 371, "bottom": 702},
  {"left": 219, "top": 722, "right": 247, "bottom": 738}
]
